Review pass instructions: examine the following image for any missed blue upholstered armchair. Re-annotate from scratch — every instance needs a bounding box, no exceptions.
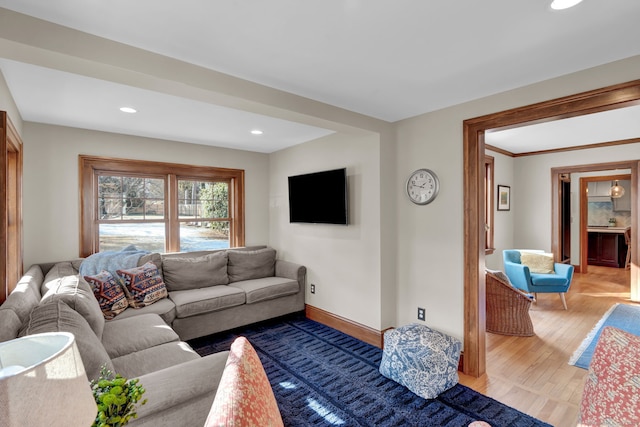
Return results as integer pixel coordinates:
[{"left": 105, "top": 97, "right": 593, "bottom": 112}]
[{"left": 502, "top": 250, "right": 574, "bottom": 310}]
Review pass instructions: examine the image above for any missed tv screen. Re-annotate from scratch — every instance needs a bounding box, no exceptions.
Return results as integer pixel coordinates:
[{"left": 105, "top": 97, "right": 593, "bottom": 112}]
[{"left": 288, "top": 168, "right": 348, "bottom": 225}]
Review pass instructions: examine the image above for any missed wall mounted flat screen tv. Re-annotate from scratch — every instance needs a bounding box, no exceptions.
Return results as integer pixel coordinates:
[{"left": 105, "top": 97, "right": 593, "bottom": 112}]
[{"left": 288, "top": 168, "right": 348, "bottom": 225}]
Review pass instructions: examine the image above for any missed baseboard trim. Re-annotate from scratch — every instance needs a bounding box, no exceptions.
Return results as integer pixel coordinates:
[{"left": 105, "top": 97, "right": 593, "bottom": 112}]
[{"left": 305, "top": 304, "right": 383, "bottom": 348}]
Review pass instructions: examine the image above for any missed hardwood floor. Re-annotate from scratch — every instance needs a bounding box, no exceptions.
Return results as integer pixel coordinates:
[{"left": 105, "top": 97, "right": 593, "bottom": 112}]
[{"left": 459, "top": 266, "right": 635, "bottom": 427}]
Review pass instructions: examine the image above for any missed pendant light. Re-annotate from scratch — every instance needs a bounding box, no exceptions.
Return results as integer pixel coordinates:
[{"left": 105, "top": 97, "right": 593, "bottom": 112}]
[{"left": 609, "top": 180, "right": 625, "bottom": 199}]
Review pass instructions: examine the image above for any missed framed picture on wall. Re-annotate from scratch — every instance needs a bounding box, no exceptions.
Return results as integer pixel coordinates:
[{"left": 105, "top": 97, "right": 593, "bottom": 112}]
[{"left": 497, "top": 185, "right": 510, "bottom": 211}]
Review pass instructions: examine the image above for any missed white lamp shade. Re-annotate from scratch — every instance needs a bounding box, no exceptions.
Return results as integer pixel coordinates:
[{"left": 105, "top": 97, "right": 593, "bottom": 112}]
[{"left": 0, "top": 332, "right": 97, "bottom": 427}]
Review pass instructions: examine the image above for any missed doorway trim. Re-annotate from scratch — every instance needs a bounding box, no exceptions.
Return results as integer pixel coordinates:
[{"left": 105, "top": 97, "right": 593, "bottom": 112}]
[{"left": 462, "top": 79, "right": 640, "bottom": 377}]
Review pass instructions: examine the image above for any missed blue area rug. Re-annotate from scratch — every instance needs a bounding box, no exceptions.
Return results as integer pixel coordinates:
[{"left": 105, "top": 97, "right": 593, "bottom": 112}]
[
  {"left": 189, "top": 314, "right": 551, "bottom": 426},
  {"left": 569, "top": 303, "right": 640, "bottom": 369}
]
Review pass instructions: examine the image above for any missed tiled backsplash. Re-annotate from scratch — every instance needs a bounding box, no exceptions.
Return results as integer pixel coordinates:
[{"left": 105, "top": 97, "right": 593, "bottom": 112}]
[{"left": 588, "top": 201, "right": 631, "bottom": 227}]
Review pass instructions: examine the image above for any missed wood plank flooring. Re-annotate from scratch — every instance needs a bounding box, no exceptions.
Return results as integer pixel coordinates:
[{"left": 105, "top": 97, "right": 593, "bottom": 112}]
[{"left": 458, "top": 266, "right": 635, "bottom": 427}]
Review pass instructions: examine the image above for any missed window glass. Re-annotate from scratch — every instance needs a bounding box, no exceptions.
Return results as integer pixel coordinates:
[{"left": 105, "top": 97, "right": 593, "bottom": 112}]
[{"left": 99, "top": 223, "right": 165, "bottom": 253}]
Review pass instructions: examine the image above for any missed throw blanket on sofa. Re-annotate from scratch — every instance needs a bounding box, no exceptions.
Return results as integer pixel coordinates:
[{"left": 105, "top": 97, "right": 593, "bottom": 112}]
[{"left": 79, "top": 245, "right": 150, "bottom": 278}]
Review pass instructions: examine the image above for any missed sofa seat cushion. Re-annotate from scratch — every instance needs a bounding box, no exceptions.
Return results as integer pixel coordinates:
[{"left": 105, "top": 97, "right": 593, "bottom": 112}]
[
  {"left": 162, "top": 251, "right": 229, "bottom": 291},
  {"left": 102, "top": 313, "right": 180, "bottom": 359},
  {"left": 228, "top": 247, "right": 276, "bottom": 282},
  {"left": 19, "top": 299, "right": 114, "bottom": 381},
  {"left": 111, "top": 340, "right": 201, "bottom": 379},
  {"left": 40, "top": 270, "right": 106, "bottom": 339},
  {"left": 170, "top": 286, "right": 246, "bottom": 318},
  {"left": 231, "top": 277, "right": 299, "bottom": 304},
  {"left": 114, "top": 297, "right": 177, "bottom": 324}
]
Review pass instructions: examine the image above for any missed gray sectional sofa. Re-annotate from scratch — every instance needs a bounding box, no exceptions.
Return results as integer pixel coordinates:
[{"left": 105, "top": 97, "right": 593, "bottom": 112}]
[{"left": 0, "top": 246, "right": 306, "bottom": 426}]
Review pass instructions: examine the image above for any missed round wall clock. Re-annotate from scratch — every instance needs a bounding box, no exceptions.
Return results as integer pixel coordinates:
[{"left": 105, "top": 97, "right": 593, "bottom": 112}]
[{"left": 406, "top": 168, "right": 439, "bottom": 205}]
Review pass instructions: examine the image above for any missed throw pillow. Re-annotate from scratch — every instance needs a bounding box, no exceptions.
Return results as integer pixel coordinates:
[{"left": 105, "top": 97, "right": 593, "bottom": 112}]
[
  {"left": 84, "top": 270, "right": 129, "bottom": 319},
  {"left": 519, "top": 251, "right": 555, "bottom": 274},
  {"left": 19, "top": 299, "right": 115, "bottom": 381},
  {"left": 579, "top": 326, "right": 640, "bottom": 426},
  {"left": 227, "top": 248, "right": 276, "bottom": 282},
  {"left": 204, "top": 337, "right": 283, "bottom": 427},
  {"left": 162, "top": 251, "right": 229, "bottom": 291},
  {"left": 117, "top": 262, "right": 168, "bottom": 308}
]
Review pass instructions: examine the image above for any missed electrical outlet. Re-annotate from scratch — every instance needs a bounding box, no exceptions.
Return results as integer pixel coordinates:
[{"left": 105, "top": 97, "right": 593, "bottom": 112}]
[
  {"left": 310, "top": 284, "right": 316, "bottom": 294},
  {"left": 417, "top": 307, "right": 425, "bottom": 321}
]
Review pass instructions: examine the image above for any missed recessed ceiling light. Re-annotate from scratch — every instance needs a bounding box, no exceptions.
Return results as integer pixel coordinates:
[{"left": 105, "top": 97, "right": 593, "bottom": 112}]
[
  {"left": 550, "top": 0, "right": 584, "bottom": 10},
  {"left": 119, "top": 107, "right": 137, "bottom": 113},
  {"left": 250, "top": 129, "right": 263, "bottom": 135}
]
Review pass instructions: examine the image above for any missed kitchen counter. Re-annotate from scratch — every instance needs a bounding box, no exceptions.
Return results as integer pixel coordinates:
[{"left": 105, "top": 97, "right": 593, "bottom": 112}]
[{"left": 587, "top": 226, "right": 630, "bottom": 234}]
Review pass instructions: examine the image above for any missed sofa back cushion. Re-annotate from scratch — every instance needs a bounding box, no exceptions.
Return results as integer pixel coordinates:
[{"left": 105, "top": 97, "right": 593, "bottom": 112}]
[
  {"left": 41, "top": 267, "right": 106, "bottom": 340},
  {"left": 162, "top": 251, "right": 229, "bottom": 291},
  {"left": 19, "top": 299, "right": 114, "bottom": 381},
  {"left": 227, "top": 248, "right": 276, "bottom": 283},
  {"left": 0, "top": 265, "right": 44, "bottom": 342}
]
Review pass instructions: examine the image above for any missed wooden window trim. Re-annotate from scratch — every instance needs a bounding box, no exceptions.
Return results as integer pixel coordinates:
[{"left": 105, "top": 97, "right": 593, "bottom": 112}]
[
  {"left": 79, "top": 155, "right": 244, "bottom": 257},
  {"left": 484, "top": 155, "right": 495, "bottom": 255}
]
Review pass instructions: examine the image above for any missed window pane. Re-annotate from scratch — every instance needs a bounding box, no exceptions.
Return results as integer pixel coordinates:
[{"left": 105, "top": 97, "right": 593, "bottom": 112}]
[
  {"left": 179, "top": 221, "right": 229, "bottom": 252},
  {"left": 98, "top": 175, "right": 165, "bottom": 220},
  {"left": 178, "top": 180, "right": 228, "bottom": 219},
  {"left": 99, "top": 223, "right": 165, "bottom": 253}
]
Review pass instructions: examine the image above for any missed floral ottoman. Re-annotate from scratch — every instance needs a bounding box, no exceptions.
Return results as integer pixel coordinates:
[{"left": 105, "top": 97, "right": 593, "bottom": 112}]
[{"left": 379, "top": 323, "right": 461, "bottom": 399}]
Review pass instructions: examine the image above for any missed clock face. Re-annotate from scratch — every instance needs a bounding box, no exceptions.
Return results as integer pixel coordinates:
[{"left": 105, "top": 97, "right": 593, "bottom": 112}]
[{"left": 407, "top": 169, "right": 439, "bottom": 205}]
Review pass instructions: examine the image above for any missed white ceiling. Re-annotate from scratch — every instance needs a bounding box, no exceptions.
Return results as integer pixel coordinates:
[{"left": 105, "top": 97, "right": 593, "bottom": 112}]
[{"left": 0, "top": 1, "right": 639, "bottom": 153}]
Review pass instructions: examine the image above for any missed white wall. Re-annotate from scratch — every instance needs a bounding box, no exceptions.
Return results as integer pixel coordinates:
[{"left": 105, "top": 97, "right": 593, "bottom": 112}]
[
  {"left": 394, "top": 55, "right": 640, "bottom": 342},
  {"left": 515, "top": 147, "right": 638, "bottom": 265},
  {"left": 22, "top": 123, "right": 271, "bottom": 267},
  {"left": 269, "top": 131, "right": 383, "bottom": 329}
]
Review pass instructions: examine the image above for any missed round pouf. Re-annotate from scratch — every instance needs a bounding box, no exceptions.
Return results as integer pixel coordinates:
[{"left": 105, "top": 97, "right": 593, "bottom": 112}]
[{"left": 379, "top": 323, "right": 462, "bottom": 399}]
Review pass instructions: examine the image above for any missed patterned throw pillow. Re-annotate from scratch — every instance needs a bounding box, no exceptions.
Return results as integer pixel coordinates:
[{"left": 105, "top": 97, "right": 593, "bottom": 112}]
[
  {"left": 84, "top": 270, "right": 129, "bottom": 319},
  {"left": 116, "top": 262, "right": 168, "bottom": 308},
  {"left": 204, "top": 336, "right": 283, "bottom": 427},
  {"left": 579, "top": 326, "right": 640, "bottom": 426}
]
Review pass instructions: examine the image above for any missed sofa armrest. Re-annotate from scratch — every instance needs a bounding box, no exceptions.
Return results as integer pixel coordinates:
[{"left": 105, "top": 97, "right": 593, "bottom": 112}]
[
  {"left": 275, "top": 260, "right": 306, "bottom": 286},
  {"left": 133, "top": 351, "right": 229, "bottom": 420}
]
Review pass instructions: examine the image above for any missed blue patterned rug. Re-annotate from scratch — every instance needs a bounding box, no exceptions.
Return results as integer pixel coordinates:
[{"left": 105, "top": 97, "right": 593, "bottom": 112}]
[
  {"left": 189, "top": 314, "right": 550, "bottom": 427},
  {"left": 569, "top": 303, "right": 640, "bottom": 369}
]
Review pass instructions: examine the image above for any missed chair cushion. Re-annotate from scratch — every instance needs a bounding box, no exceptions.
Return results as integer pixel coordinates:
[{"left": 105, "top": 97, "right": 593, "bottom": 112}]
[
  {"left": 204, "top": 337, "right": 283, "bottom": 427},
  {"left": 169, "top": 286, "right": 245, "bottom": 318},
  {"left": 520, "top": 251, "right": 555, "bottom": 274},
  {"left": 227, "top": 248, "right": 276, "bottom": 282},
  {"left": 379, "top": 323, "right": 461, "bottom": 399},
  {"left": 117, "top": 262, "right": 168, "bottom": 308},
  {"left": 83, "top": 270, "right": 129, "bottom": 319},
  {"left": 19, "top": 299, "right": 114, "bottom": 381},
  {"left": 162, "top": 251, "right": 229, "bottom": 291},
  {"left": 230, "top": 277, "right": 299, "bottom": 304},
  {"left": 579, "top": 326, "right": 640, "bottom": 426},
  {"left": 530, "top": 273, "right": 569, "bottom": 288}
]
